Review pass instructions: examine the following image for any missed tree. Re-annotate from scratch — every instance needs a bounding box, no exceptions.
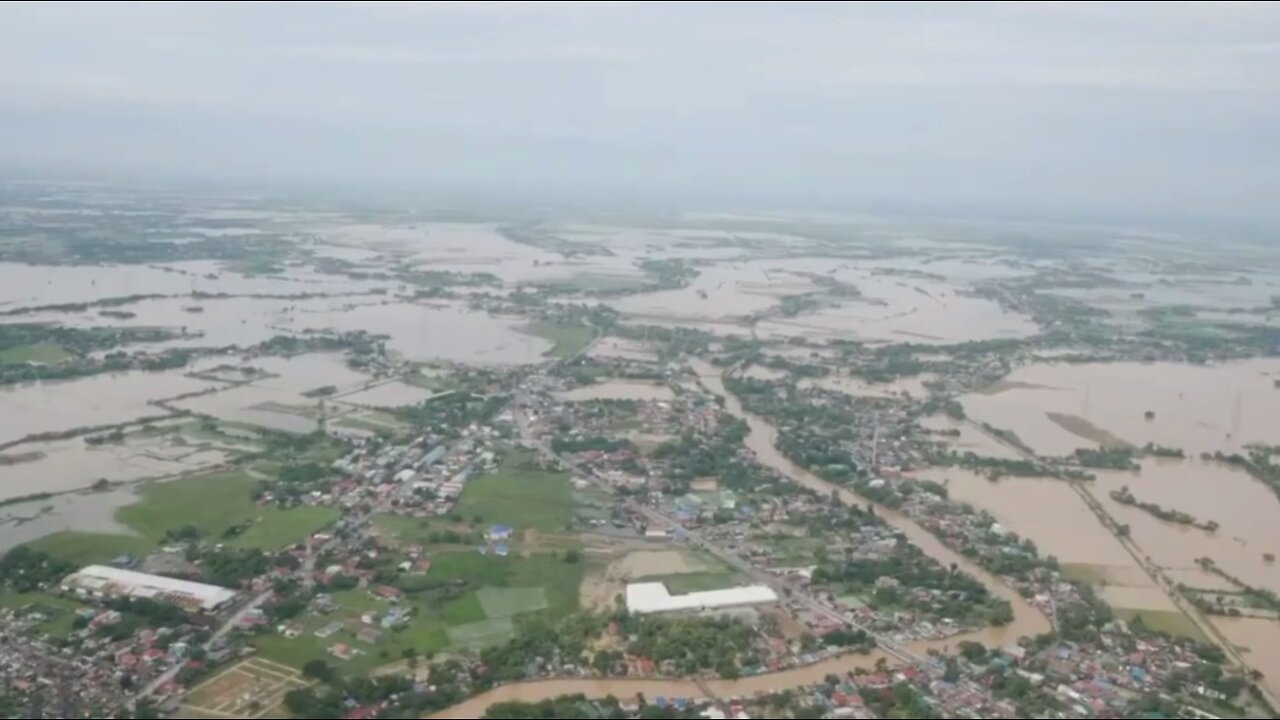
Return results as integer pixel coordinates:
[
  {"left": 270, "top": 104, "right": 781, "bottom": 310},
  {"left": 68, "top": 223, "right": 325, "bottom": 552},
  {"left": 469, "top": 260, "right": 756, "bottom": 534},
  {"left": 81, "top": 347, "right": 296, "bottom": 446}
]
[{"left": 302, "top": 660, "right": 336, "bottom": 684}]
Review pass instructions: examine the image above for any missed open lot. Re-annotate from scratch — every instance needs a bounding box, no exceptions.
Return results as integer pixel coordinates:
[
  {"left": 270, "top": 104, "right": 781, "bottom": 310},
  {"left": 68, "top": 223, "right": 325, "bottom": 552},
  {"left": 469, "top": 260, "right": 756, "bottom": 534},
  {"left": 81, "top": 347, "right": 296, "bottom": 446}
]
[
  {"left": 526, "top": 322, "right": 595, "bottom": 359},
  {"left": 183, "top": 657, "right": 311, "bottom": 719},
  {"left": 0, "top": 343, "right": 72, "bottom": 365},
  {"left": 454, "top": 451, "right": 574, "bottom": 533}
]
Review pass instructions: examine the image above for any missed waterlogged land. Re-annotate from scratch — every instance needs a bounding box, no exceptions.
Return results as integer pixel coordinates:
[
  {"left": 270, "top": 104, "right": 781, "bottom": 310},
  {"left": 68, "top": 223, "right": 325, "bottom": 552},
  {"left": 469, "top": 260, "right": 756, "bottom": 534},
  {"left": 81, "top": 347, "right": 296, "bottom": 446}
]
[{"left": 7, "top": 193, "right": 1280, "bottom": 717}]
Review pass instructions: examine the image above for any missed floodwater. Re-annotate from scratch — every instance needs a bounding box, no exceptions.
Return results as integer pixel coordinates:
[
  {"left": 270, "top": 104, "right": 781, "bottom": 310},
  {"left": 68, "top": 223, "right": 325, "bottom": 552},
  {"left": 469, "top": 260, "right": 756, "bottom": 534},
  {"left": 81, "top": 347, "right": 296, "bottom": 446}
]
[
  {"left": 691, "top": 360, "right": 1051, "bottom": 645},
  {"left": 910, "top": 468, "right": 1144, "bottom": 577},
  {"left": 290, "top": 301, "right": 551, "bottom": 365},
  {"left": 173, "top": 354, "right": 377, "bottom": 434},
  {"left": 918, "top": 416, "right": 1024, "bottom": 461},
  {"left": 1212, "top": 617, "right": 1280, "bottom": 699},
  {"left": 0, "top": 369, "right": 216, "bottom": 446},
  {"left": 19, "top": 295, "right": 387, "bottom": 352},
  {"left": 611, "top": 261, "right": 817, "bottom": 323},
  {"left": 1093, "top": 458, "right": 1280, "bottom": 596},
  {"left": 0, "top": 259, "right": 388, "bottom": 311},
  {"left": 0, "top": 435, "right": 232, "bottom": 501},
  {"left": 803, "top": 373, "right": 937, "bottom": 400},
  {"left": 337, "top": 381, "right": 440, "bottom": 408},
  {"left": 0, "top": 485, "right": 140, "bottom": 554},
  {"left": 558, "top": 380, "right": 676, "bottom": 403},
  {"left": 962, "top": 360, "right": 1280, "bottom": 456}
]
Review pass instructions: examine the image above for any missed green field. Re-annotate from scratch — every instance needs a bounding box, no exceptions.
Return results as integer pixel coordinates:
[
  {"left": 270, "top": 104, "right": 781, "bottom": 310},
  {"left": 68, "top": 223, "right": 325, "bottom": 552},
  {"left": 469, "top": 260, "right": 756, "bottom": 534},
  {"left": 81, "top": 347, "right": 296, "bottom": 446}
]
[
  {"left": 1115, "top": 608, "right": 1208, "bottom": 643},
  {"left": 446, "top": 617, "right": 515, "bottom": 648},
  {"left": 29, "top": 470, "right": 339, "bottom": 564},
  {"left": 454, "top": 451, "right": 573, "bottom": 533},
  {"left": 253, "top": 550, "right": 580, "bottom": 673},
  {"left": 478, "top": 587, "right": 549, "bottom": 618},
  {"left": 0, "top": 344, "right": 72, "bottom": 365},
  {"left": 0, "top": 592, "right": 88, "bottom": 638},
  {"left": 527, "top": 322, "right": 596, "bottom": 359}
]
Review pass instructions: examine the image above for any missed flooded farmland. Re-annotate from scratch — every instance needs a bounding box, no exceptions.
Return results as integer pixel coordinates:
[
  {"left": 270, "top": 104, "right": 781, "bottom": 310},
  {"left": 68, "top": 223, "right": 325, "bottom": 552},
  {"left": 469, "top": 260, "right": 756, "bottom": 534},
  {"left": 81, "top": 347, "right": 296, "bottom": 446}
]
[
  {"left": 1213, "top": 617, "right": 1280, "bottom": 700},
  {"left": 0, "top": 369, "right": 216, "bottom": 446},
  {"left": 962, "top": 359, "right": 1280, "bottom": 456},
  {"left": 1093, "top": 458, "right": 1280, "bottom": 596}
]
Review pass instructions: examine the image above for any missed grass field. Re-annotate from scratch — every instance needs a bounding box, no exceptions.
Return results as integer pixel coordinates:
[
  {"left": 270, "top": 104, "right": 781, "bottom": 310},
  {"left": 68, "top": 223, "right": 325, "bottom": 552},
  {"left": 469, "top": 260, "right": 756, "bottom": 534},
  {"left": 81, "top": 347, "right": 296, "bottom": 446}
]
[
  {"left": 0, "top": 343, "right": 72, "bottom": 365},
  {"left": 526, "top": 322, "right": 596, "bottom": 359},
  {"left": 30, "top": 471, "right": 338, "bottom": 564},
  {"left": 454, "top": 451, "right": 573, "bottom": 533},
  {"left": 1115, "top": 608, "right": 1208, "bottom": 643},
  {"left": 28, "top": 532, "right": 151, "bottom": 566},
  {"left": 478, "top": 587, "right": 549, "bottom": 618},
  {"left": 446, "top": 617, "right": 515, "bottom": 648},
  {"left": 0, "top": 591, "right": 87, "bottom": 638}
]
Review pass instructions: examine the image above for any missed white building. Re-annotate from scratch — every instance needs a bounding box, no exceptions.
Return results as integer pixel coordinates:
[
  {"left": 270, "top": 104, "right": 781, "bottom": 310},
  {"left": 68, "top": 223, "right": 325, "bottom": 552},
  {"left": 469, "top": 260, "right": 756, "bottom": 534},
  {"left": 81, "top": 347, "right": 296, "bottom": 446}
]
[
  {"left": 625, "top": 582, "right": 779, "bottom": 615},
  {"left": 62, "top": 565, "right": 238, "bottom": 613}
]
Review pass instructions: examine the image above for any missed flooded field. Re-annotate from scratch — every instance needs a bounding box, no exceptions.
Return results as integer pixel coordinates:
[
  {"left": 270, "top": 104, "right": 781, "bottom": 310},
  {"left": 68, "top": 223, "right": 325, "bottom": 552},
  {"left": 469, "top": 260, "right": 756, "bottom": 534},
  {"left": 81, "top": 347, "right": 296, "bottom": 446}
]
[
  {"left": 0, "top": 434, "right": 233, "bottom": 501},
  {"left": 802, "top": 373, "right": 937, "bottom": 400},
  {"left": 337, "top": 381, "right": 440, "bottom": 408},
  {"left": 1213, "top": 617, "right": 1280, "bottom": 699},
  {"left": 0, "top": 259, "right": 389, "bottom": 311},
  {"left": 174, "top": 354, "right": 378, "bottom": 434},
  {"left": 558, "top": 380, "right": 675, "bottom": 403},
  {"left": 963, "top": 359, "right": 1280, "bottom": 456},
  {"left": 0, "top": 369, "right": 216, "bottom": 446},
  {"left": 910, "top": 468, "right": 1146, "bottom": 580},
  {"left": 918, "top": 416, "right": 1024, "bottom": 460},
  {"left": 588, "top": 338, "right": 660, "bottom": 363},
  {"left": 0, "top": 486, "right": 140, "bottom": 554},
  {"left": 291, "top": 301, "right": 550, "bottom": 365},
  {"left": 611, "top": 261, "right": 816, "bottom": 323},
  {"left": 1093, "top": 458, "right": 1280, "bottom": 595}
]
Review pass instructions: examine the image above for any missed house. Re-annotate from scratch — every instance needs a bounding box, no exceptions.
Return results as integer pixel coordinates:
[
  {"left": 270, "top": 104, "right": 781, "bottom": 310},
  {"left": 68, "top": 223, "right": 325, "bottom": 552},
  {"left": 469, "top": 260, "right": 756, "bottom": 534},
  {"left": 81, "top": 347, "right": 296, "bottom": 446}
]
[
  {"left": 494, "top": 544, "right": 511, "bottom": 557},
  {"left": 373, "top": 585, "right": 404, "bottom": 602},
  {"left": 357, "top": 627, "right": 383, "bottom": 645},
  {"left": 488, "top": 525, "right": 514, "bottom": 542},
  {"left": 329, "top": 643, "right": 358, "bottom": 661}
]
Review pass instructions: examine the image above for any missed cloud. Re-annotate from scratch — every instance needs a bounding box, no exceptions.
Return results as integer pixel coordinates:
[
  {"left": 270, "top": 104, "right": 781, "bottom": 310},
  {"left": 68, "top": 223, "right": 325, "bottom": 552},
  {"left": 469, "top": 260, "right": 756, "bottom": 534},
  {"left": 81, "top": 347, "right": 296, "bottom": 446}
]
[{"left": 0, "top": 1, "right": 1277, "bottom": 221}]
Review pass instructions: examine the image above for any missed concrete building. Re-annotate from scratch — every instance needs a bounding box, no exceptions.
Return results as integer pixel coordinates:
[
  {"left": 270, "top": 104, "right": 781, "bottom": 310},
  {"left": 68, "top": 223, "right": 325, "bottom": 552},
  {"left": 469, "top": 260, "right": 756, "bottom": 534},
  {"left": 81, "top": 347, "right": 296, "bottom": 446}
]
[
  {"left": 625, "top": 582, "right": 779, "bottom": 615},
  {"left": 61, "top": 565, "right": 238, "bottom": 613}
]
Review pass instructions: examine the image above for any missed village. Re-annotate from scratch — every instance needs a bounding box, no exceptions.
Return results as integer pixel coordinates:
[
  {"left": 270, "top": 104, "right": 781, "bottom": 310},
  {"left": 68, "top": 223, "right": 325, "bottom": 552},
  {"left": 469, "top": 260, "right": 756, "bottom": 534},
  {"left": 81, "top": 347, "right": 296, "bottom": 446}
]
[{"left": 0, "top": 339, "right": 1267, "bottom": 720}]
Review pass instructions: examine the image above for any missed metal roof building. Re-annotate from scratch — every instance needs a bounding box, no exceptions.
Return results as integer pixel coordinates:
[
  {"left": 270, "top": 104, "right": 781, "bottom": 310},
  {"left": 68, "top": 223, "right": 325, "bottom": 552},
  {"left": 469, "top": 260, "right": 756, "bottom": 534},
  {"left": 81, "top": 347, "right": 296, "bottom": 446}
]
[
  {"left": 625, "top": 582, "right": 779, "bottom": 615},
  {"left": 62, "top": 565, "right": 239, "bottom": 613}
]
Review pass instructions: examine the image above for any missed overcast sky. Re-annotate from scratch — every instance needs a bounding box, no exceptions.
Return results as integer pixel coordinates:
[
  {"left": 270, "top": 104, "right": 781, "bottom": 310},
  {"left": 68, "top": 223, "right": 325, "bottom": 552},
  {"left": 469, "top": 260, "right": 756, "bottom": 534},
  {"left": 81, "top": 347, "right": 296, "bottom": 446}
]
[{"left": 1, "top": 1, "right": 1278, "bottom": 221}]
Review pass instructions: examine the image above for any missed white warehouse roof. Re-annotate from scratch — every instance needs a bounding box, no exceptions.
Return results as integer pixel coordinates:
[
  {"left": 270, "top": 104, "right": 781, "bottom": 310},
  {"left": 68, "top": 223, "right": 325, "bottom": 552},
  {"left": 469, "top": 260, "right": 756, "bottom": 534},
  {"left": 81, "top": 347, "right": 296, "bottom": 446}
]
[
  {"left": 63, "top": 565, "right": 238, "bottom": 613},
  {"left": 625, "top": 582, "right": 779, "bottom": 615}
]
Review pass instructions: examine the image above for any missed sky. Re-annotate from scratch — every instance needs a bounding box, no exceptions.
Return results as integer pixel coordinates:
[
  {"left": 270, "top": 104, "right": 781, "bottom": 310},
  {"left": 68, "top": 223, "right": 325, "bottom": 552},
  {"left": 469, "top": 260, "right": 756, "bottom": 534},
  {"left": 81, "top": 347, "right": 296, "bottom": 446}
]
[{"left": 1, "top": 1, "right": 1278, "bottom": 222}]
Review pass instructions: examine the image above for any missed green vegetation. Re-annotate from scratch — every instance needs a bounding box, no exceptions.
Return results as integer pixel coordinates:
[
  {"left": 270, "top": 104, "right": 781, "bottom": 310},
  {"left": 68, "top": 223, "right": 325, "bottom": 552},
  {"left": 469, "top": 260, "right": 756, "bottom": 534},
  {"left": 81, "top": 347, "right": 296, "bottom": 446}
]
[
  {"left": 527, "top": 322, "right": 595, "bottom": 359},
  {"left": 0, "top": 343, "right": 72, "bottom": 365},
  {"left": 1110, "top": 486, "right": 1218, "bottom": 532},
  {"left": 1116, "top": 608, "right": 1208, "bottom": 643},
  {"left": 27, "top": 470, "right": 339, "bottom": 566},
  {"left": 0, "top": 591, "right": 88, "bottom": 638},
  {"left": 302, "top": 385, "right": 338, "bottom": 398},
  {"left": 454, "top": 451, "right": 574, "bottom": 533}
]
